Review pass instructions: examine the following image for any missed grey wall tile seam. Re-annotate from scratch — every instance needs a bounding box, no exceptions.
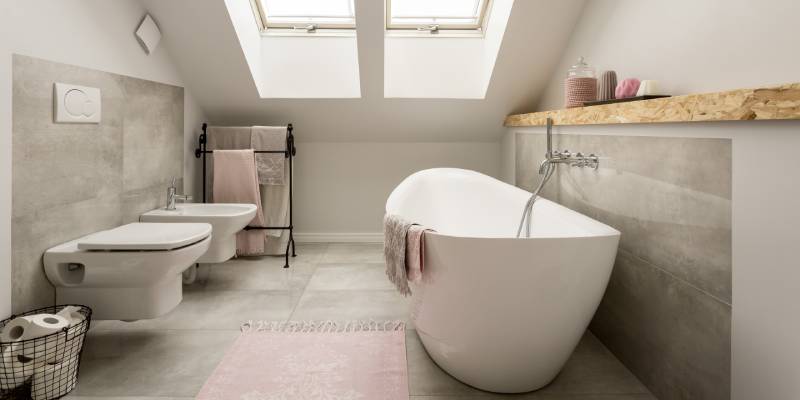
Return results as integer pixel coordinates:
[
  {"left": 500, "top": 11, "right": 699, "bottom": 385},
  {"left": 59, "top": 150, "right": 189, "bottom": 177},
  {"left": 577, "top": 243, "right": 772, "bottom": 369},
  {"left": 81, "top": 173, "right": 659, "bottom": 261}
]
[{"left": 617, "top": 247, "right": 732, "bottom": 307}]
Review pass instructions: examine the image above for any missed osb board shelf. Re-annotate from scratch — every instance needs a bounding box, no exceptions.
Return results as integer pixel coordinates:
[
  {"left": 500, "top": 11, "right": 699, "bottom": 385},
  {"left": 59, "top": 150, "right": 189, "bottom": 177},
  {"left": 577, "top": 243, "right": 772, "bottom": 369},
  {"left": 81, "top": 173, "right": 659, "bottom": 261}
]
[{"left": 504, "top": 83, "right": 800, "bottom": 127}]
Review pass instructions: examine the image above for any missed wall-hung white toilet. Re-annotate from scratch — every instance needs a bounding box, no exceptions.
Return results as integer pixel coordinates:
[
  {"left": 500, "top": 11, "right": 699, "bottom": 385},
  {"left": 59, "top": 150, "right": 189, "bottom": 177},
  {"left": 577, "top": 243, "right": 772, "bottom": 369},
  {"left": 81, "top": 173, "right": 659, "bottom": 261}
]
[{"left": 43, "top": 222, "right": 212, "bottom": 321}]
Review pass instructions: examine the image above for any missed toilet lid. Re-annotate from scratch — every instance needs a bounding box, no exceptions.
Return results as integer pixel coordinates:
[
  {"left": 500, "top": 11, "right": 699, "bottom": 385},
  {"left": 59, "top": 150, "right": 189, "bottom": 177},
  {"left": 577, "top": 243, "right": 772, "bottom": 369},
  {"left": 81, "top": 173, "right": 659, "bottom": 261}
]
[{"left": 77, "top": 223, "right": 212, "bottom": 251}]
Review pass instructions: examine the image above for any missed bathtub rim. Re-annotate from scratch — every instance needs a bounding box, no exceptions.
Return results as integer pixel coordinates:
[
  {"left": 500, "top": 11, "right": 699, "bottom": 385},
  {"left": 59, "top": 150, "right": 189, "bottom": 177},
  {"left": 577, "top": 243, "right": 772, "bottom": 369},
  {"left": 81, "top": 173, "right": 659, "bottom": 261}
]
[{"left": 386, "top": 167, "right": 621, "bottom": 240}]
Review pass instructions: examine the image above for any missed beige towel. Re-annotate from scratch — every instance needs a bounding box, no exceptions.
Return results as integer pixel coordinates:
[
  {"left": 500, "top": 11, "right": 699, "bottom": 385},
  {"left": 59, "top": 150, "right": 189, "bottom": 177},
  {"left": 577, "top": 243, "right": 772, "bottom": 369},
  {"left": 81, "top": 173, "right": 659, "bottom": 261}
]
[
  {"left": 251, "top": 126, "right": 286, "bottom": 185},
  {"left": 405, "top": 225, "right": 431, "bottom": 283},
  {"left": 207, "top": 126, "right": 251, "bottom": 150},
  {"left": 212, "top": 150, "right": 266, "bottom": 256},
  {"left": 384, "top": 214, "right": 414, "bottom": 296}
]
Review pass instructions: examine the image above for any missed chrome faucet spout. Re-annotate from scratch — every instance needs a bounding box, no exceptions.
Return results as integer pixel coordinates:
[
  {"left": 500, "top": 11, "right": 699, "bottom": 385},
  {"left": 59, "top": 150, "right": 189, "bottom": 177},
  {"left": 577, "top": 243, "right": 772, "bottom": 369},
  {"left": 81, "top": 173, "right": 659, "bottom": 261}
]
[{"left": 165, "top": 177, "right": 191, "bottom": 210}]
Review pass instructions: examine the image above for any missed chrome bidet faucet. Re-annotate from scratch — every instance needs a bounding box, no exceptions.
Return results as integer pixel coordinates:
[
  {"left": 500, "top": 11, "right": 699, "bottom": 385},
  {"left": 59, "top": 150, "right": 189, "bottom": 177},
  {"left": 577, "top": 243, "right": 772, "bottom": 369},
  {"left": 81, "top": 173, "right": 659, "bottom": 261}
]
[{"left": 166, "top": 177, "right": 192, "bottom": 210}]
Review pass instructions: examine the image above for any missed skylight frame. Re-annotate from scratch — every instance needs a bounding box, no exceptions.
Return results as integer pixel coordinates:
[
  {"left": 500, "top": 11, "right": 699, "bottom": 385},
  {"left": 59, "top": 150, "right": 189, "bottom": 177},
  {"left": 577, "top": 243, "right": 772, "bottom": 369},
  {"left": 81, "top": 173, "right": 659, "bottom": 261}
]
[
  {"left": 252, "top": 0, "right": 357, "bottom": 32},
  {"left": 385, "top": 0, "right": 492, "bottom": 31}
]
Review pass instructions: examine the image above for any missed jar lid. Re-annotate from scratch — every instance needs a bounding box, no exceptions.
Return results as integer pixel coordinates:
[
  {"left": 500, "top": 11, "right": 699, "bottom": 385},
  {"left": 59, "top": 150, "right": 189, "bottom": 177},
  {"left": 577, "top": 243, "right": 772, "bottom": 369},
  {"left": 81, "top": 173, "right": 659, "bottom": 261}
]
[{"left": 568, "top": 56, "right": 595, "bottom": 78}]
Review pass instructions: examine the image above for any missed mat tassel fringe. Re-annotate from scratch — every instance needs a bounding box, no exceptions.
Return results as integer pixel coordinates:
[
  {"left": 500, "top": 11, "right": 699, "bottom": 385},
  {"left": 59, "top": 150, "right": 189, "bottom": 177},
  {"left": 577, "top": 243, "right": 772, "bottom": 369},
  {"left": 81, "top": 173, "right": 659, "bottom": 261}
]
[{"left": 240, "top": 320, "right": 406, "bottom": 333}]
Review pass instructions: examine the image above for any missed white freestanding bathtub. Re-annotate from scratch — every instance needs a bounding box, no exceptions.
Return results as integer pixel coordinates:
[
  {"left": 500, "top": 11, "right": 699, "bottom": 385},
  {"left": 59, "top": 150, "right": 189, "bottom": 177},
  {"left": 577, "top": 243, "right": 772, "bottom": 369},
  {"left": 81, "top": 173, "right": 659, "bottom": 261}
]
[{"left": 386, "top": 168, "right": 620, "bottom": 393}]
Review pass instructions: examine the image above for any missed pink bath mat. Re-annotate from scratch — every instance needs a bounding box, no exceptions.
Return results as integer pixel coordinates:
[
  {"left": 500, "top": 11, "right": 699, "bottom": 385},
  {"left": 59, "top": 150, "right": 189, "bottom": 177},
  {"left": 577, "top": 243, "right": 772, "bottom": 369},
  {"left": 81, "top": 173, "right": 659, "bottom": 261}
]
[{"left": 196, "top": 321, "right": 409, "bottom": 400}]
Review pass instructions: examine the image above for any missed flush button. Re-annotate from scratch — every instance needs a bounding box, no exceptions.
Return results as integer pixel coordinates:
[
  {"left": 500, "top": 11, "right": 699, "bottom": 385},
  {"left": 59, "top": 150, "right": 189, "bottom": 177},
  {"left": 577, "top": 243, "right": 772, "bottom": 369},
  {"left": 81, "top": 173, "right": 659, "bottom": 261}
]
[{"left": 54, "top": 83, "right": 101, "bottom": 123}]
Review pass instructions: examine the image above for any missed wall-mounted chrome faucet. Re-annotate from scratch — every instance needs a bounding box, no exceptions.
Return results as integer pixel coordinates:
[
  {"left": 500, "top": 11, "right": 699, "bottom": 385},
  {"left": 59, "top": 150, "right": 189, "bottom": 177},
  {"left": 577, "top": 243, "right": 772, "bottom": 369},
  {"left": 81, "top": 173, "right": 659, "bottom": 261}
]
[
  {"left": 538, "top": 118, "right": 601, "bottom": 174},
  {"left": 517, "top": 118, "right": 602, "bottom": 238},
  {"left": 542, "top": 150, "right": 600, "bottom": 171},
  {"left": 166, "top": 177, "right": 192, "bottom": 211}
]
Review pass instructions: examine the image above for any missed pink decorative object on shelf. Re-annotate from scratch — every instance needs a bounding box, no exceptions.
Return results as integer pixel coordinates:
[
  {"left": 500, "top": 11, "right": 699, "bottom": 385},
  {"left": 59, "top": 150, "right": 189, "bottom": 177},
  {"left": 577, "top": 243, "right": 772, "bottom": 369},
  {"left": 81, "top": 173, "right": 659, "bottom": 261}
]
[
  {"left": 565, "top": 78, "right": 598, "bottom": 108},
  {"left": 615, "top": 78, "right": 641, "bottom": 99}
]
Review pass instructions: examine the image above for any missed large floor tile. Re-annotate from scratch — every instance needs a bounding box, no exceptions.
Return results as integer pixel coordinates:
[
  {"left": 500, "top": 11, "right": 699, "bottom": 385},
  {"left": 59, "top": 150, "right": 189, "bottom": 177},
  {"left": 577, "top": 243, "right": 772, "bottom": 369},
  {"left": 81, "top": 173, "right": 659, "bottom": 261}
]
[
  {"left": 538, "top": 334, "right": 651, "bottom": 396},
  {"left": 321, "top": 243, "right": 384, "bottom": 263},
  {"left": 290, "top": 289, "right": 409, "bottom": 321},
  {"left": 201, "top": 259, "right": 317, "bottom": 292},
  {"left": 307, "top": 263, "right": 395, "bottom": 291},
  {"left": 93, "top": 290, "right": 297, "bottom": 330},
  {"left": 73, "top": 330, "right": 238, "bottom": 398},
  {"left": 279, "top": 242, "right": 329, "bottom": 264}
]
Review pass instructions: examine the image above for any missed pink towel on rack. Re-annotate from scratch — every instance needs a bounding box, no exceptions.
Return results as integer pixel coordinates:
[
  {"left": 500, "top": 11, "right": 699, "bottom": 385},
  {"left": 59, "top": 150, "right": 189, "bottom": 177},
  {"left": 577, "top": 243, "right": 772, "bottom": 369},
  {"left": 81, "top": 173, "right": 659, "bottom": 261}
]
[
  {"left": 405, "top": 225, "right": 431, "bottom": 283},
  {"left": 212, "top": 150, "right": 266, "bottom": 256}
]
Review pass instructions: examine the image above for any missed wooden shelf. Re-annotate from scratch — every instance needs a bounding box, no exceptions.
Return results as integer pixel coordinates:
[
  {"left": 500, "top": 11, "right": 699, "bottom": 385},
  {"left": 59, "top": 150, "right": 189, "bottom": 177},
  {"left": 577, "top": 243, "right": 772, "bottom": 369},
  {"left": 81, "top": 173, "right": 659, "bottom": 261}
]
[{"left": 504, "top": 83, "right": 800, "bottom": 127}]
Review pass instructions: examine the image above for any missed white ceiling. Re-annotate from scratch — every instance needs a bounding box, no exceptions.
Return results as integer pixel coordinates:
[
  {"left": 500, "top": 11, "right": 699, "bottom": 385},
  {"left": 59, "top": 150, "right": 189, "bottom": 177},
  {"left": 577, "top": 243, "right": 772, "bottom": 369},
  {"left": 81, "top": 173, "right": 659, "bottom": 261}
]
[{"left": 140, "top": 0, "right": 586, "bottom": 142}]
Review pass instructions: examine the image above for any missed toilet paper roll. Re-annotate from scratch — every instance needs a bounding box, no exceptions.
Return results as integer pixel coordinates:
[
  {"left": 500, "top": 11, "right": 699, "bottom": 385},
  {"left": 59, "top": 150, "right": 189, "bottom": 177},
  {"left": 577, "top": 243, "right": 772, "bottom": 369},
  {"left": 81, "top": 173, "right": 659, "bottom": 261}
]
[
  {"left": 0, "top": 344, "right": 37, "bottom": 390},
  {"left": 56, "top": 306, "right": 85, "bottom": 327},
  {"left": 0, "top": 314, "right": 70, "bottom": 343},
  {"left": 19, "top": 331, "right": 71, "bottom": 363},
  {"left": 56, "top": 306, "right": 85, "bottom": 341},
  {"left": 31, "top": 360, "right": 79, "bottom": 400},
  {"left": 1, "top": 317, "right": 30, "bottom": 342}
]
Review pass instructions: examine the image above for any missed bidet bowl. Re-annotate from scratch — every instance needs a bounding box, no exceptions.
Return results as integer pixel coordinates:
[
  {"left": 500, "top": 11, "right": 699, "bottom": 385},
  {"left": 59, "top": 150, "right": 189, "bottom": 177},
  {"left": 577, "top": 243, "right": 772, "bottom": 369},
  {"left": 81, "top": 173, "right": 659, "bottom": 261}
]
[{"left": 140, "top": 203, "right": 257, "bottom": 263}]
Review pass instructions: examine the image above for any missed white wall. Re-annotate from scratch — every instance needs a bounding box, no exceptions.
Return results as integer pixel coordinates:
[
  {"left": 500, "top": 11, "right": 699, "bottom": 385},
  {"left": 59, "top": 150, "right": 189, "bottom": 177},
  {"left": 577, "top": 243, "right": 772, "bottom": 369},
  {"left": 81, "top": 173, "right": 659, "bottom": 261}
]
[
  {"left": 260, "top": 36, "right": 361, "bottom": 98},
  {"left": 223, "top": 0, "right": 264, "bottom": 96},
  {"left": 184, "top": 90, "right": 207, "bottom": 201},
  {"left": 0, "top": 0, "right": 206, "bottom": 318},
  {"left": 518, "top": 0, "right": 800, "bottom": 397},
  {"left": 537, "top": 0, "right": 800, "bottom": 110},
  {"left": 293, "top": 142, "right": 500, "bottom": 241},
  {"left": 384, "top": 0, "right": 513, "bottom": 99}
]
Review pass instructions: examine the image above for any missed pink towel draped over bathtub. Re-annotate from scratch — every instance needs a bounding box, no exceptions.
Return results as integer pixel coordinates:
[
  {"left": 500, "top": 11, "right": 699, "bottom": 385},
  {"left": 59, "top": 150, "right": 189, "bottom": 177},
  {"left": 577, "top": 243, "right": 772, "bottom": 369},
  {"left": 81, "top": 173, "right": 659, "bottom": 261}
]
[
  {"left": 405, "top": 225, "right": 429, "bottom": 283},
  {"left": 384, "top": 214, "right": 433, "bottom": 296},
  {"left": 212, "top": 149, "right": 266, "bottom": 256}
]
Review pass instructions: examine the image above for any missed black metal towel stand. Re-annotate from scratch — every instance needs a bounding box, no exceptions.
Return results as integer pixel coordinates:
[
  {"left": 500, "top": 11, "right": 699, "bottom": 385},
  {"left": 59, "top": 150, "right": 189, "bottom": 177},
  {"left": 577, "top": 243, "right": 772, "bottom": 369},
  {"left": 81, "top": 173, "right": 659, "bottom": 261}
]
[{"left": 195, "top": 123, "right": 297, "bottom": 268}]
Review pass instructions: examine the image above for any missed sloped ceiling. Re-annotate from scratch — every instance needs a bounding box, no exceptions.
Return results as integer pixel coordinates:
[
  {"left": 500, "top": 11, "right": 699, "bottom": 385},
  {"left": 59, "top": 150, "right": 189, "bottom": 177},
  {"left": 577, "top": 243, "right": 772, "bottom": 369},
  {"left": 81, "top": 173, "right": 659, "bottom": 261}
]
[{"left": 140, "top": 0, "right": 586, "bottom": 142}]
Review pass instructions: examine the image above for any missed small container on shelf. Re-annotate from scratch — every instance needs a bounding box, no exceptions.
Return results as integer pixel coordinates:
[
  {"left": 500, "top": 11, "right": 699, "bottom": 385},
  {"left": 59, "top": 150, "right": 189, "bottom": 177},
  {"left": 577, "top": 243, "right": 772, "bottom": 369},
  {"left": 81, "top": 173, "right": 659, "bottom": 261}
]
[{"left": 564, "top": 56, "right": 597, "bottom": 108}]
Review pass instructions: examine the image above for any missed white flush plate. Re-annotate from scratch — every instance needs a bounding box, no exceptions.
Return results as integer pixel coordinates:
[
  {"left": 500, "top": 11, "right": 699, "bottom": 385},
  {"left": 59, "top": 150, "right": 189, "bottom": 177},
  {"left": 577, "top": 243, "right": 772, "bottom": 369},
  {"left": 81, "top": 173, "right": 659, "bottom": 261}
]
[{"left": 53, "top": 83, "right": 101, "bottom": 124}]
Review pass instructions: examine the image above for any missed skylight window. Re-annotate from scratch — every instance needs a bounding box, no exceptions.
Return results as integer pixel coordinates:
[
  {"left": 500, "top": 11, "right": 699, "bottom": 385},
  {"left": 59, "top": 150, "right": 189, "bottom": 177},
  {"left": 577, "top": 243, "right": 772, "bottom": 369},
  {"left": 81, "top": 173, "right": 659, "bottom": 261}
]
[
  {"left": 386, "top": 0, "right": 490, "bottom": 31},
  {"left": 253, "top": 0, "right": 356, "bottom": 31}
]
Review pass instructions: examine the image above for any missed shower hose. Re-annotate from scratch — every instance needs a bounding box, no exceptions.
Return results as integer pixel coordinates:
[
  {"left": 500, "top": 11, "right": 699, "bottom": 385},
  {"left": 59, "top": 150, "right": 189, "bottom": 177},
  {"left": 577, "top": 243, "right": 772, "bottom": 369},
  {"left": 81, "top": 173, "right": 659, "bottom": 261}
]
[{"left": 515, "top": 160, "right": 556, "bottom": 238}]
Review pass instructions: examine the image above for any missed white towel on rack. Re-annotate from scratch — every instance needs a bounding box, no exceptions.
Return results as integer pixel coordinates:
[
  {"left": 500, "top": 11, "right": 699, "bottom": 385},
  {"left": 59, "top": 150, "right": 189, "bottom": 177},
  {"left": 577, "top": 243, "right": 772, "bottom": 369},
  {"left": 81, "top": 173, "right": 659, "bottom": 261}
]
[
  {"left": 260, "top": 160, "right": 290, "bottom": 239},
  {"left": 252, "top": 126, "right": 286, "bottom": 185}
]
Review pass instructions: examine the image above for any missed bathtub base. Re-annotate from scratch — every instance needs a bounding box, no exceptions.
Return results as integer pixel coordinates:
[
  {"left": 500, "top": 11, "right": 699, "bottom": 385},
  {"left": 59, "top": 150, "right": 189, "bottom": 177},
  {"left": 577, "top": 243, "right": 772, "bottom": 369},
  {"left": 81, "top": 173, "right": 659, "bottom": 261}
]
[{"left": 416, "top": 328, "right": 567, "bottom": 393}]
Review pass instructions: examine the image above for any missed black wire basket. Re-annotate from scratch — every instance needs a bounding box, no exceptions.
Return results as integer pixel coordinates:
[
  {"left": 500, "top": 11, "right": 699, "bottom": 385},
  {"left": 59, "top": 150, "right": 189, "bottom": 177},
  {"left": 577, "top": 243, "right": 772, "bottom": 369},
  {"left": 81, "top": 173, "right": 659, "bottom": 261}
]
[{"left": 0, "top": 305, "right": 91, "bottom": 400}]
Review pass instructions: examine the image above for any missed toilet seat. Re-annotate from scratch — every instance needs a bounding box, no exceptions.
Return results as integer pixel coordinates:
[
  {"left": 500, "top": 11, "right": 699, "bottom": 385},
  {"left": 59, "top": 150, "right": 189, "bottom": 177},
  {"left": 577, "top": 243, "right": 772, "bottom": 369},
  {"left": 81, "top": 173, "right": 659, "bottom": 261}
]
[{"left": 77, "top": 222, "right": 212, "bottom": 251}]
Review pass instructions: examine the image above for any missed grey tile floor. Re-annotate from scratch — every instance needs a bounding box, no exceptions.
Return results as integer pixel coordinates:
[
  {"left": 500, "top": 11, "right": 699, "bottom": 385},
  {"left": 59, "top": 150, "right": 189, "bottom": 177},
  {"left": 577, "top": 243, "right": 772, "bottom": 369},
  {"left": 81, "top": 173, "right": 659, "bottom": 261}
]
[{"left": 67, "top": 243, "right": 654, "bottom": 400}]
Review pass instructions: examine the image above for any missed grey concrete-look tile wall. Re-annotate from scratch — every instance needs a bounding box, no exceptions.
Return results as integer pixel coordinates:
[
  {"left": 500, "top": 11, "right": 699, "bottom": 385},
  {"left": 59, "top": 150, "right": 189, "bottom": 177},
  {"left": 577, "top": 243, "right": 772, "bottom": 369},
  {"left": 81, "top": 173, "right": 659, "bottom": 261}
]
[
  {"left": 11, "top": 55, "right": 184, "bottom": 313},
  {"left": 515, "top": 132, "right": 731, "bottom": 400}
]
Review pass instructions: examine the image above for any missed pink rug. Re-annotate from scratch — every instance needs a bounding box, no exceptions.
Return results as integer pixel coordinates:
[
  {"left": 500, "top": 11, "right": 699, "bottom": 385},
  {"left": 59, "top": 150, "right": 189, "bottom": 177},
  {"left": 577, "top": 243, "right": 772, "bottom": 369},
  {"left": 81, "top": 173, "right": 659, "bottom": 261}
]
[{"left": 197, "top": 321, "right": 409, "bottom": 400}]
